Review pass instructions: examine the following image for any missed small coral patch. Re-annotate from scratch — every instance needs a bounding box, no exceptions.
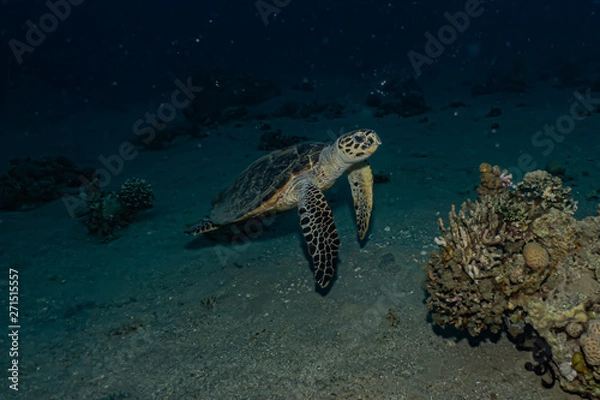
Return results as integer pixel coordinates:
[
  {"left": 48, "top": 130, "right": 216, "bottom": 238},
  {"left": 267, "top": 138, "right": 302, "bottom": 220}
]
[{"left": 522, "top": 242, "right": 550, "bottom": 270}]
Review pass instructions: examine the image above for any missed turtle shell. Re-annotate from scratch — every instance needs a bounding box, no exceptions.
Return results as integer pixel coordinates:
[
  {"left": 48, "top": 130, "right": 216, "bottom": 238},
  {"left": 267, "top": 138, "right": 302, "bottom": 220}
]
[{"left": 209, "top": 142, "right": 327, "bottom": 224}]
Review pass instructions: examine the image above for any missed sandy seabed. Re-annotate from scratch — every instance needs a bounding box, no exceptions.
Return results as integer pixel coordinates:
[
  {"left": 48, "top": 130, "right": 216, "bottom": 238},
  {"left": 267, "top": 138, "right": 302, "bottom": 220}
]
[{"left": 2, "top": 83, "right": 599, "bottom": 399}]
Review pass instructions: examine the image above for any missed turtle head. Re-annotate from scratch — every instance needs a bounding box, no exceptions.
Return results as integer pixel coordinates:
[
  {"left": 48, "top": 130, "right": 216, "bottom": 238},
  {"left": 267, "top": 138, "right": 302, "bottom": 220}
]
[{"left": 335, "top": 129, "right": 381, "bottom": 163}]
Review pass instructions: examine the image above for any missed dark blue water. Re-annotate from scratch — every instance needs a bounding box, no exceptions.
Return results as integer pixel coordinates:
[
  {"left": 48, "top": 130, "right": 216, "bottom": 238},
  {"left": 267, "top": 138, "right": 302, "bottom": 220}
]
[
  {"left": 2, "top": 1, "right": 598, "bottom": 118},
  {"left": 1, "top": 1, "right": 600, "bottom": 399}
]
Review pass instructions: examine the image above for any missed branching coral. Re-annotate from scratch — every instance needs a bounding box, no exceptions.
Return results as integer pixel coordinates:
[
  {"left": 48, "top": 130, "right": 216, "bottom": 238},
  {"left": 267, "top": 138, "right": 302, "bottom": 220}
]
[
  {"left": 84, "top": 178, "right": 154, "bottom": 240},
  {"left": 424, "top": 164, "right": 600, "bottom": 398},
  {"left": 118, "top": 178, "right": 154, "bottom": 212},
  {"left": 477, "top": 162, "right": 511, "bottom": 197},
  {"left": 425, "top": 167, "right": 560, "bottom": 335}
]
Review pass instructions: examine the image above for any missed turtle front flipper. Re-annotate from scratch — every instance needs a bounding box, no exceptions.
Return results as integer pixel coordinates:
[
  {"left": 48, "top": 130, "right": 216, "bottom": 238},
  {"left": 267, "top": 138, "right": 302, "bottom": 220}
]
[
  {"left": 346, "top": 160, "right": 374, "bottom": 240},
  {"left": 298, "top": 181, "right": 340, "bottom": 288},
  {"left": 184, "top": 218, "right": 219, "bottom": 235}
]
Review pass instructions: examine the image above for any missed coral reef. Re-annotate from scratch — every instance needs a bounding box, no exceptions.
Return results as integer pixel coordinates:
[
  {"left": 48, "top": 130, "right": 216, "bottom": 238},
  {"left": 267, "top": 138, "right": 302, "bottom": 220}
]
[
  {"left": 424, "top": 165, "right": 600, "bottom": 398},
  {"left": 477, "top": 162, "right": 511, "bottom": 197},
  {"left": 522, "top": 242, "right": 550, "bottom": 270},
  {"left": 582, "top": 323, "right": 600, "bottom": 366},
  {"left": 83, "top": 178, "right": 154, "bottom": 240},
  {"left": 0, "top": 156, "right": 94, "bottom": 210}
]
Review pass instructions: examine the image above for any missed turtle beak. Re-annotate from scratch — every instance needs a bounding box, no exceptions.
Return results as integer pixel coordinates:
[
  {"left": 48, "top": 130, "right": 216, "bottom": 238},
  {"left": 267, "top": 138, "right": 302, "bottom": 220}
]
[
  {"left": 373, "top": 132, "right": 382, "bottom": 145},
  {"left": 361, "top": 130, "right": 381, "bottom": 154}
]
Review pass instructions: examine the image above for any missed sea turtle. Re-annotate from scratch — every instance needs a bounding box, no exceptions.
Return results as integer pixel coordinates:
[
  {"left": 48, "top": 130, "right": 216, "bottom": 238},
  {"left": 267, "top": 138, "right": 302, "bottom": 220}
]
[{"left": 185, "top": 129, "right": 381, "bottom": 288}]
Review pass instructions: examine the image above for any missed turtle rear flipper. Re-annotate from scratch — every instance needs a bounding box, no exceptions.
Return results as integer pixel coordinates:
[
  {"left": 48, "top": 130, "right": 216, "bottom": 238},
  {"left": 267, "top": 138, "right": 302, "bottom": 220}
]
[
  {"left": 184, "top": 219, "right": 219, "bottom": 235},
  {"left": 346, "top": 160, "right": 374, "bottom": 240},
  {"left": 298, "top": 181, "right": 340, "bottom": 288}
]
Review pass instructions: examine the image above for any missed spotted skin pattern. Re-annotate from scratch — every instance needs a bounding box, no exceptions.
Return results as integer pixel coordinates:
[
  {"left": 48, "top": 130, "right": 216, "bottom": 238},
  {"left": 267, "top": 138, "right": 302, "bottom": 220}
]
[
  {"left": 337, "top": 130, "right": 380, "bottom": 159},
  {"left": 298, "top": 182, "right": 340, "bottom": 288},
  {"left": 184, "top": 219, "right": 216, "bottom": 235},
  {"left": 185, "top": 129, "right": 381, "bottom": 289},
  {"left": 346, "top": 161, "right": 374, "bottom": 240}
]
